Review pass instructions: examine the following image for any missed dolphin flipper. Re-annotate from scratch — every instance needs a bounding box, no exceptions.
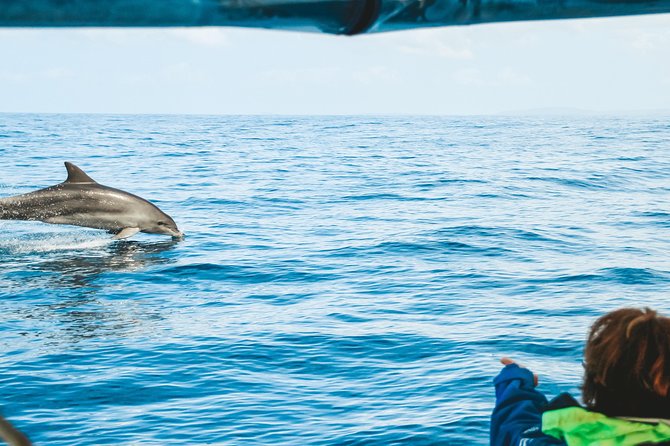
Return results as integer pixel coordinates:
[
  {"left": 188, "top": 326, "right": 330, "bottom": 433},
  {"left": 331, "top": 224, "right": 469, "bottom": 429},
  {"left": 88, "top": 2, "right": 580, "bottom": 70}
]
[{"left": 113, "top": 227, "right": 140, "bottom": 240}]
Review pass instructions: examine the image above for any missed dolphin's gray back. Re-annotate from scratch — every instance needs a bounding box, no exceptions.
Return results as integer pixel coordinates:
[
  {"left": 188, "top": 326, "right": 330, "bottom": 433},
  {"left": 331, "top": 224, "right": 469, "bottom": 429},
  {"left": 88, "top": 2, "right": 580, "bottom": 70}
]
[
  {"left": 0, "top": 185, "right": 71, "bottom": 220},
  {"left": 0, "top": 182, "right": 165, "bottom": 230}
]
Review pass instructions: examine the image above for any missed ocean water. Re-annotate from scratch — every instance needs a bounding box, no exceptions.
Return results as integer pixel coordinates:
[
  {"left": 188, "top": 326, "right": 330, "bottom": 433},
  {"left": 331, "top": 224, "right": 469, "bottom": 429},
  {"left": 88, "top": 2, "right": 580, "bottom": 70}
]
[{"left": 0, "top": 114, "right": 669, "bottom": 445}]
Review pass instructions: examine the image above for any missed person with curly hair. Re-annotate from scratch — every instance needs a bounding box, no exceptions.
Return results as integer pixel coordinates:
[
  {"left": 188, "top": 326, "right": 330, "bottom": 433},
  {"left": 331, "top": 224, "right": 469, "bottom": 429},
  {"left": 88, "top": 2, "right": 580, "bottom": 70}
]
[{"left": 491, "top": 307, "right": 670, "bottom": 445}]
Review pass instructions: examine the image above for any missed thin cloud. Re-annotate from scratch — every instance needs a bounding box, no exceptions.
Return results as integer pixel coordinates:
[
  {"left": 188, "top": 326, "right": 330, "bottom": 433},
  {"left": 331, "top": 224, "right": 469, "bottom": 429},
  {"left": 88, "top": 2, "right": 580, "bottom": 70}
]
[
  {"left": 394, "top": 29, "right": 474, "bottom": 59},
  {"left": 0, "top": 68, "right": 75, "bottom": 82},
  {"left": 161, "top": 62, "right": 208, "bottom": 82},
  {"left": 43, "top": 68, "right": 74, "bottom": 79},
  {"left": 167, "top": 28, "right": 231, "bottom": 47},
  {"left": 351, "top": 66, "right": 399, "bottom": 84},
  {"left": 258, "top": 67, "right": 341, "bottom": 85},
  {"left": 619, "top": 28, "right": 670, "bottom": 51},
  {"left": 452, "top": 67, "right": 532, "bottom": 87},
  {"left": 0, "top": 70, "right": 25, "bottom": 83},
  {"left": 567, "top": 13, "right": 670, "bottom": 52}
]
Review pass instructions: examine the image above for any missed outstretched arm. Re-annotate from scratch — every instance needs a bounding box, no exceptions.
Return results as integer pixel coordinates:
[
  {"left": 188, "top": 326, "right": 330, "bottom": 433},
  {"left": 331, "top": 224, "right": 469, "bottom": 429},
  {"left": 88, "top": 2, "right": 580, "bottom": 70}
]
[{"left": 490, "top": 359, "right": 564, "bottom": 446}]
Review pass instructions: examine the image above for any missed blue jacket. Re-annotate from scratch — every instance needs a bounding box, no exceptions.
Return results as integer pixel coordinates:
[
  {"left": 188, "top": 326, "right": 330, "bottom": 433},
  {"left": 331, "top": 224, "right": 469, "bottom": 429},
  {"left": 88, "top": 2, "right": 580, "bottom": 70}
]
[
  {"left": 490, "top": 364, "right": 566, "bottom": 446},
  {"left": 490, "top": 364, "right": 670, "bottom": 446}
]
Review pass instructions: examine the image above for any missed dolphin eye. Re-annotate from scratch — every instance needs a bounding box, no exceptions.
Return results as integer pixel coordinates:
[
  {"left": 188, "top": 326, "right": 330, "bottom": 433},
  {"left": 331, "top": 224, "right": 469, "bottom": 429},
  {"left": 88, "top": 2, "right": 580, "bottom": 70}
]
[{"left": 157, "top": 221, "right": 167, "bottom": 226}]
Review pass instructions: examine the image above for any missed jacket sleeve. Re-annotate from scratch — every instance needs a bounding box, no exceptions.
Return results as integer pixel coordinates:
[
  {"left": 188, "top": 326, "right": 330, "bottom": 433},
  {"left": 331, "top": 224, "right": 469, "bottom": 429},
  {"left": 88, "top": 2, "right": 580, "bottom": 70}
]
[{"left": 490, "top": 364, "right": 565, "bottom": 446}]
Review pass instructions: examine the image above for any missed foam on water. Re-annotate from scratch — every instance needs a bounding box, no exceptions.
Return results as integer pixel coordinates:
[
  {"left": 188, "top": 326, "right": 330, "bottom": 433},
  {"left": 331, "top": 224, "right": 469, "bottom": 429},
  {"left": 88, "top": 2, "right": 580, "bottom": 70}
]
[
  {"left": 0, "top": 114, "right": 669, "bottom": 445},
  {"left": 0, "top": 232, "right": 113, "bottom": 254}
]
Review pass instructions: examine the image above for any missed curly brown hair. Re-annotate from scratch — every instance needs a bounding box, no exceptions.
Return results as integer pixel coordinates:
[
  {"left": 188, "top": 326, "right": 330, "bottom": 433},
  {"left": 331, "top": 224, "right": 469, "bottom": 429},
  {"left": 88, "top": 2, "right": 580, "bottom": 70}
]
[{"left": 582, "top": 307, "right": 670, "bottom": 418}]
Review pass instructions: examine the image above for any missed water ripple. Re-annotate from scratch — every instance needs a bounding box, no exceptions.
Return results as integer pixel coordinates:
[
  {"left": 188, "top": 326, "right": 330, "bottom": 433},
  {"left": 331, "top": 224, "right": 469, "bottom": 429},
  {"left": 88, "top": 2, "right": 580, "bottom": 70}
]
[{"left": 0, "top": 114, "right": 669, "bottom": 445}]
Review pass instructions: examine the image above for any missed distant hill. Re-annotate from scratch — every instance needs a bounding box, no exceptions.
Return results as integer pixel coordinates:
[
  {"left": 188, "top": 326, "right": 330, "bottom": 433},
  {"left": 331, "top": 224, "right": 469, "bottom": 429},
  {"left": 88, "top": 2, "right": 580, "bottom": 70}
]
[{"left": 497, "top": 107, "right": 670, "bottom": 117}]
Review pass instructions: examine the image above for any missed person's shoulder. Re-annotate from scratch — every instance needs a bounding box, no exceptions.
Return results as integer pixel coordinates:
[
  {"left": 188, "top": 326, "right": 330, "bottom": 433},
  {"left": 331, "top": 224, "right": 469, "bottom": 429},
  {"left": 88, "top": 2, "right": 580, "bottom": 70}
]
[{"left": 544, "top": 393, "right": 580, "bottom": 411}]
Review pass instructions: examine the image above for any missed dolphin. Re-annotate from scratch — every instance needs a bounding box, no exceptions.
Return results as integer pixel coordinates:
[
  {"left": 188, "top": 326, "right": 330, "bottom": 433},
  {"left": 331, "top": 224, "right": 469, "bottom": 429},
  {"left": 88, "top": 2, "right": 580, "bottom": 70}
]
[
  {"left": 0, "top": 415, "right": 31, "bottom": 446},
  {"left": 0, "top": 162, "right": 182, "bottom": 239}
]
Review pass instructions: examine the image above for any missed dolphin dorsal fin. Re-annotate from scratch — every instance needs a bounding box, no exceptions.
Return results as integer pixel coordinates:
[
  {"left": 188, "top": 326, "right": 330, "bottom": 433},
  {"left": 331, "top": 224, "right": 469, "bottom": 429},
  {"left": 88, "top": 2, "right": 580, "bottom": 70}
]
[{"left": 64, "top": 162, "right": 97, "bottom": 184}]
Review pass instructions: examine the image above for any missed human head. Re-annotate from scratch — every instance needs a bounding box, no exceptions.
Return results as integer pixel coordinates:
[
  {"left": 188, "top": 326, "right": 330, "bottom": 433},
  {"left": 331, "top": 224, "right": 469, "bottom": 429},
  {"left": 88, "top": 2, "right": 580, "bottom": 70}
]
[{"left": 582, "top": 307, "right": 670, "bottom": 418}]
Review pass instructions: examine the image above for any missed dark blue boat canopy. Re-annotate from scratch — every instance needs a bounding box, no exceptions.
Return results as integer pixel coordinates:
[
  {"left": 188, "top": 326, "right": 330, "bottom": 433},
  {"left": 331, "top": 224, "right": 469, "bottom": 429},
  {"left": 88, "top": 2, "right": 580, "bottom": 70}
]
[{"left": 2, "top": 0, "right": 670, "bottom": 34}]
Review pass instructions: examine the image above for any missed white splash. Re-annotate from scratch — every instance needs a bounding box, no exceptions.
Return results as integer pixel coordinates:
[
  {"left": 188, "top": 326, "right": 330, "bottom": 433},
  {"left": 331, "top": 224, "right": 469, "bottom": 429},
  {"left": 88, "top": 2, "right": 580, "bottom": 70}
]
[{"left": 0, "top": 226, "right": 113, "bottom": 254}]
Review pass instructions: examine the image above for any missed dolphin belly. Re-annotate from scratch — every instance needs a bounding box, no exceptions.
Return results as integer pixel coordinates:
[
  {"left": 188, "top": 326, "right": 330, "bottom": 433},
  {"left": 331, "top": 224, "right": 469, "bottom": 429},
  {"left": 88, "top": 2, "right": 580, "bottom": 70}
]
[{"left": 43, "top": 212, "right": 131, "bottom": 231}]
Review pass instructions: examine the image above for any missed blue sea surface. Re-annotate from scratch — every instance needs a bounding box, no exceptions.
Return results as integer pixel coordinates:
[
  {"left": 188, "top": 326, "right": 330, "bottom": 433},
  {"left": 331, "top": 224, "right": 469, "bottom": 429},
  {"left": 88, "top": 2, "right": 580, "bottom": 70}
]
[{"left": 0, "top": 114, "right": 669, "bottom": 445}]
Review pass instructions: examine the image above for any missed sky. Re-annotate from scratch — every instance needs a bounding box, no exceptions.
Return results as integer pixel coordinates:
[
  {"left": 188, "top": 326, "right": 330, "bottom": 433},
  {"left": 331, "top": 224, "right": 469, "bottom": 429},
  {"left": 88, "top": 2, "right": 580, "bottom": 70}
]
[{"left": 0, "top": 13, "right": 669, "bottom": 115}]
